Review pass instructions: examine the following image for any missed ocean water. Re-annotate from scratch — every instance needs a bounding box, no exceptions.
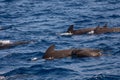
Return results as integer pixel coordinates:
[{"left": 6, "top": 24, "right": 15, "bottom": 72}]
[{"left": 0, "top": 0, "right": 120, "bottom": 80}]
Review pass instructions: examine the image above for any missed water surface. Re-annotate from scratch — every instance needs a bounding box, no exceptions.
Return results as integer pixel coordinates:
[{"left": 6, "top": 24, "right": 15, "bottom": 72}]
[{"left": 0, "top": 0, "right": 120, "bottom": 80}]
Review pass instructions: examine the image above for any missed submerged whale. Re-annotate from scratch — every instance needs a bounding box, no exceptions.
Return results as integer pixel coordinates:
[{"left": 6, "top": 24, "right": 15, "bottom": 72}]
[
  {"left": 42, "top": 45, "right": 102, "bottom": 60},
  {"left": 0, "top": 40, "right": 34, "bottom": 50},
  {"left": 60, "top": 24, "right": 120, "bottom": 36},
  {"left": 0, "top": 26, "right": 12, "bottom": 30}
]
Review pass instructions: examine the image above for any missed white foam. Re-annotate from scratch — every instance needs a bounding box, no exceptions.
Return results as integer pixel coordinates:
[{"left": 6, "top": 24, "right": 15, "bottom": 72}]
[
  {"left": 88, "top": 30, "right": 94, "bottom": 34},
  {"left": 0, "top": 40, "right": 12, "bottom": 44},
  {"left": 0, "top": 76, "right": 5, "bottom": 80},
  {"left": 47, "top": 57, "right": 54, "bottom": 60},
  {"left": 60, "top": 32, "right": 73, "bottom": 36},
  {"left": 31, "top": 57, "right": 38, "bottom": 61}
]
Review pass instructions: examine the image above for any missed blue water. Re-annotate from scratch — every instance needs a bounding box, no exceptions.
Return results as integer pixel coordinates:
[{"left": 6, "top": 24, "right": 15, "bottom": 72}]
[{"left": 0, "top": 0, "right": 120, "bottom": 80}]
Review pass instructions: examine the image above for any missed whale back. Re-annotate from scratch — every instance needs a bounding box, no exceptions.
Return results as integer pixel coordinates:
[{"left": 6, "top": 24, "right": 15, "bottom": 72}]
[
  {"left": 12, "top": 40, "right": 33, "bottom": 46},
  {"left": 111, "top": 27, "right": 120, "bottom": 32},
  {"left": 94, "top": 24, "right": 109, "bottom": 34},
  {"left": 94, "top": 23, "right": 120, "bottom": 34},
  {"left": 72, "top": 49, "right": 102, "bottom": 57},
  {"left": 0, "top": 40, "right": 34, "bottom": 50},
  {"left": 43, "top": 45, "right": 74, "bottom": 59},
  {"left": 67, "top": 25, "right": 96, "bottom": 35}
]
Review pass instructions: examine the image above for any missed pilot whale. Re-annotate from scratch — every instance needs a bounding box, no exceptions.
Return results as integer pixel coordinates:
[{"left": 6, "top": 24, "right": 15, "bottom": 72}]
[
  {"left": 42, "top": 44, "right": 73, "bottom": 59},
  {"left": 72, "top": 48, "right": 102, "bottom": 57},
  {"left": 93, "top": 24, "right": 120, "bottom": 34},
  {"left": 67, "top": 25, "right": 95, "bottom": 35},
  {"left": 0, "top": 40, "right": 34, "bottom": 50},
  {"left": 61, "top": 24, "right": 120, "bottom": 36},
  {"left": 60, "top": 25, "right": 94, "bottom": 36},
  {"left": 42, "top": 45, "right": 102, "bottom": 60}
]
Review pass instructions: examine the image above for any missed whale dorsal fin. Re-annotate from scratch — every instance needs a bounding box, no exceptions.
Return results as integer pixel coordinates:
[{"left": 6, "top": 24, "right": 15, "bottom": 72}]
[
  {"left": 45, "top": 44, "right": 55, "bottom": 54},
  {"left": 67, "top": 25, "right": 74, "bottom": 33},
  {"left": 103, "top": 23, "right": 108, "bottom": 28}
]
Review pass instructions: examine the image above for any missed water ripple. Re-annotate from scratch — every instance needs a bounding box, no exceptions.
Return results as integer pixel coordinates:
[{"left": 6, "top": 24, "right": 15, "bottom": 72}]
[{"left": 0, "top": 0, "right": 120, "bottom": 80}]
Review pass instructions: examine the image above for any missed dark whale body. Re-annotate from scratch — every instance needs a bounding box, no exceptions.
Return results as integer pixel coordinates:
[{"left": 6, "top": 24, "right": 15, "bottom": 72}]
[
  {"left": 67, "top": 25, "right": 95, "bottom": 35},
  {"left": 42, "top": 45, "right": 102, "bottom": 60},
  {"left": 94, "top": 24, "right": 120, "bottom": 34},
  {"left": 42, "top": 45, "right": 73, "bottom": 59},
  {"left": 66, "top": 24, "right": 120, "bottom": 35},
  {"left": 0, "top": 40, "right": 33, "bottom": 50},
  {"left": 72, "top": 49, "right": 102, "bottom": 57}
]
